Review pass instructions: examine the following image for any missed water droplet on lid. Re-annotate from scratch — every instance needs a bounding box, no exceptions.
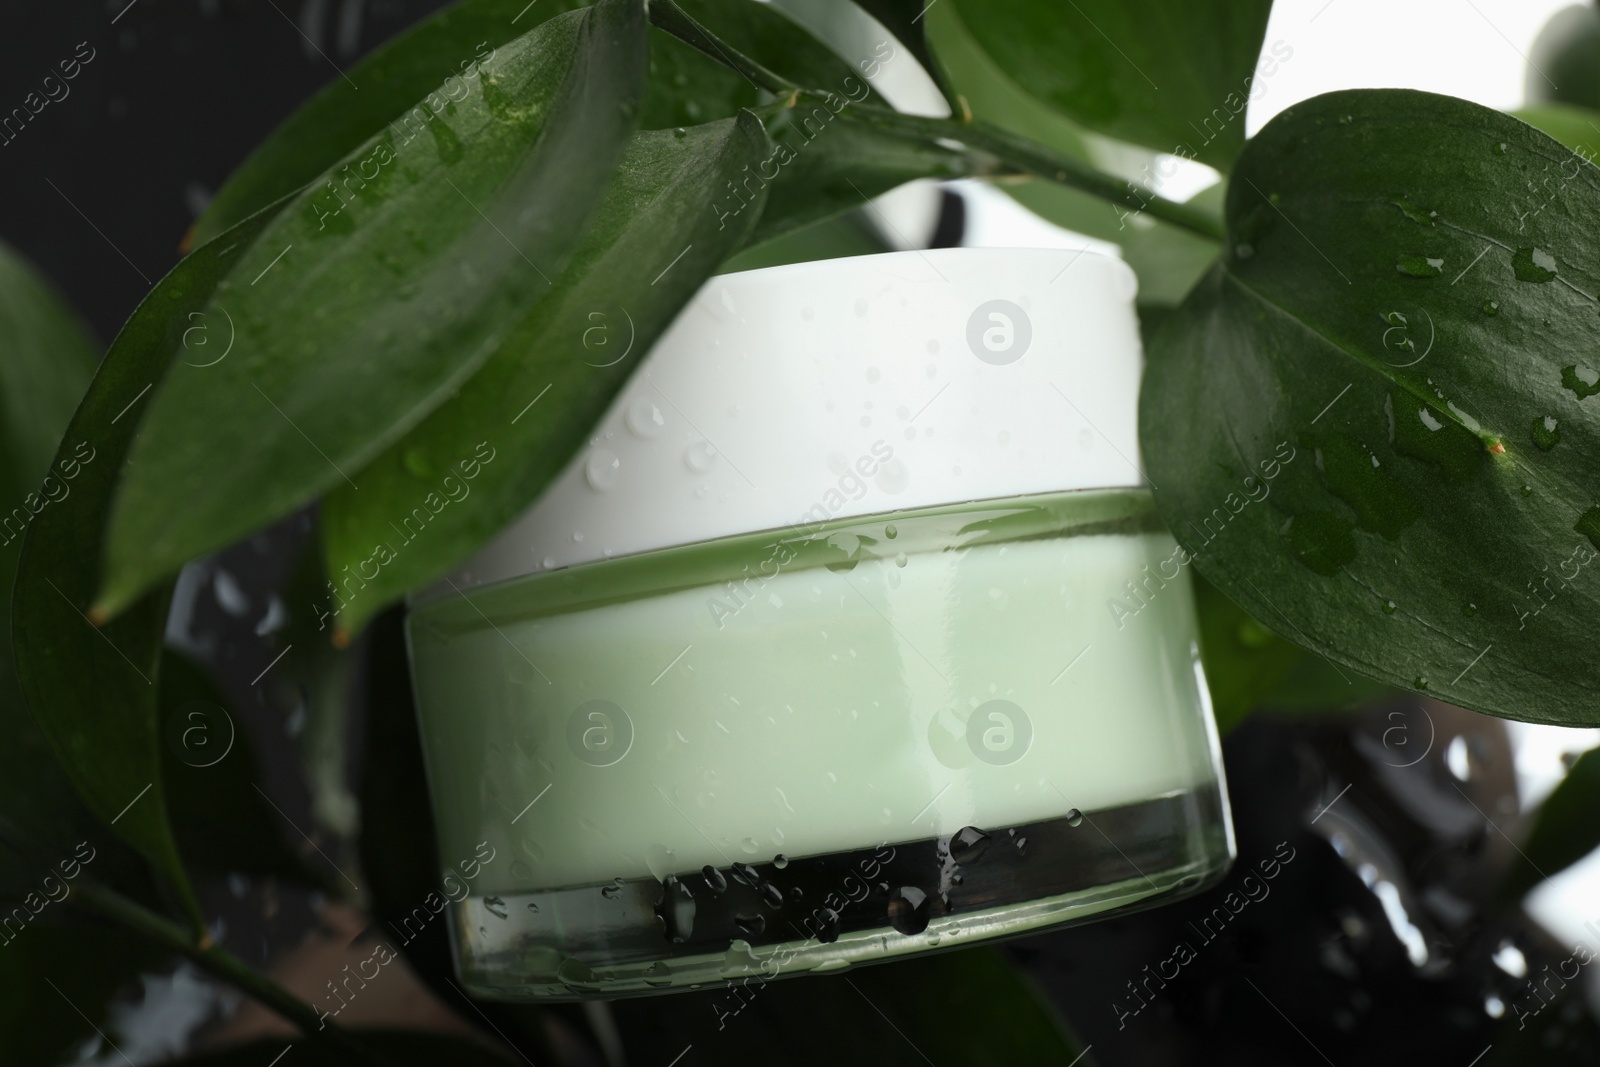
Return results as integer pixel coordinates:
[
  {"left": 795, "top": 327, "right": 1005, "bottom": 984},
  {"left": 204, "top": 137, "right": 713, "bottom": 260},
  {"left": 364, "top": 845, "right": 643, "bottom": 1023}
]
[
  {"left": 1532, "top": 415, "right": 1561, "bottom": 451},
  {"left": 685, "top": 441, "right": 718, "bottom": 472},
  {"left": 1395, "top": 253, "right": 1444, "bottom": 277},
  {"left": 894, "top": 551, "right": 908, "bottom": 568},
  {"left": 948, "top": 826, "right": 990, "bottom": 864},
  {"left": 584, "top": 449, "right": 621, "bottom": 491},
  {"left": 887, "top": 887, "right": 930, "bottom": 935},
  {"left": 740, "top": 837, "right": 759, "bottom": 854},
  {"left": 1512, "top": 246, "right": 1558, "bottom": 282},
  {"left": 625, "top": 398, "right": 665, "bottom": 438},
  {"left": 773, "top": 854, "right": 789, "bottom": 869},
  {"left": 1065, "top": 808, "right": 1084, "bottom": 828},
  {"left": 884, "top": 523, "right": 897, "bottom": 539},
  {"left": 541, "top": 556, "right": 555, "bottom": 569}
]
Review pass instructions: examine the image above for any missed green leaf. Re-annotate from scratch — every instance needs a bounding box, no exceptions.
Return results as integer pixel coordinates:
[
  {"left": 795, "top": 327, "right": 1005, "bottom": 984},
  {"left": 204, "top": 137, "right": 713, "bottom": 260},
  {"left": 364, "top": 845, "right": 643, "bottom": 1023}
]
[
  {"left": 1141, "top": 88, "right": 1600, "bottom": 726},
  {"left": 321, "top": 113, "right": 771, "bottom": 638},
  {"left": 0, "top": 241, "right": 102, "bottom": 884},
  {"left": 948, "top": 0, "right": 1275, "bottom": 170},
  {"left": 612, "top": 948, "right": 1090, "bottom": 1065},
  {"left": 14, "top": 210, "right": 281, "bottom": 926},
  {"left": 924, "top": 0, "right": 1094, "bottom": 161},
  {"left": 98, "top": 0, "right": 649, "bottom": 619},
  {"left": 1500, "top": 746, "right": 1600, "bottom": 901}
]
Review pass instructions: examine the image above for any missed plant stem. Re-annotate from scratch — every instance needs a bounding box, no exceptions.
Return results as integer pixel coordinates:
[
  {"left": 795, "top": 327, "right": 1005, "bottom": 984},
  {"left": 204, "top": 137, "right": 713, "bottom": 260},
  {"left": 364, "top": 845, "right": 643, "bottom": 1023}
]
[
  {"left": 647, "top": 0, "right": 1226, "bottom": 243},
  {"left": 73, "top": 881, "right": 395, "bottom": 1067}
]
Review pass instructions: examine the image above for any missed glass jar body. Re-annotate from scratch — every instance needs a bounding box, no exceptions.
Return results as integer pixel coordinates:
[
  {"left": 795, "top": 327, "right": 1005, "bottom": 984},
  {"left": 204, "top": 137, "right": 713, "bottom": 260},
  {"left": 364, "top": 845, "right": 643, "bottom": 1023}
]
[{"left": 406, "top": 488, "right": 1233, "bottom": 1000}]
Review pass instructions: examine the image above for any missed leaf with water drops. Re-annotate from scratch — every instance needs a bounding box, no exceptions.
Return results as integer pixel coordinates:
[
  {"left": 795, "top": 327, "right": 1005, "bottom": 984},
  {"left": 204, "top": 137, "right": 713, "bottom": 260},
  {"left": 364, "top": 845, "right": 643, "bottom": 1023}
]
[
  {"left": 1142, "top": 88, "right": 1600, "bottom": 726},
  {"left": 319, "top": 113, "right": 772, "bottom": 639},
  {"left": 95, "top": 0, "right": 649, "bottom": 619}
]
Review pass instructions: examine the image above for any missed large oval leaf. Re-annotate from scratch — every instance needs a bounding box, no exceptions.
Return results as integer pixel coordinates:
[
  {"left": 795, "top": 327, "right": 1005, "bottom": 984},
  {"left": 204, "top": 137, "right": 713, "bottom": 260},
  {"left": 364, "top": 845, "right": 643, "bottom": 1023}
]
[
  {"left": 15, "top": 209, "right": 283, "bottom": 924},
  {"left": 948, "top": 0, "right": 1274, "bottom": 171},
  {"left": 97, "top": 0, "right": 648, "bottom": 619},
  {"left": 1141, "top": 88, "right": 1600, "bottom": 726},
  {"left": 320, "top": 112, "right": 772, "bottom": 638}
]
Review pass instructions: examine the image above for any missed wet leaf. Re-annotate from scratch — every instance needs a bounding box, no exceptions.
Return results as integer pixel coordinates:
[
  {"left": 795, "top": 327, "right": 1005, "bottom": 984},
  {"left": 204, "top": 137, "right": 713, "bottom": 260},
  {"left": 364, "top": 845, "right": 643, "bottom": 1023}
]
[
  {"left": 1141, "top": 88, "right": 1600, "bottom": 726},
  {"left": 98, "top": 0, "right": 649, "bottom": 618}
]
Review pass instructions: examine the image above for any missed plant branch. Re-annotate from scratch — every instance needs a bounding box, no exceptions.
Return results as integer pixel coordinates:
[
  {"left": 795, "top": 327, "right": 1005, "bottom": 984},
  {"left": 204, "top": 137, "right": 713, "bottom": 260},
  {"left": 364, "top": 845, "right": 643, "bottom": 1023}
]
[
  {"left": 73, "top": 881, "right": 395, "bottom": 1067},
  {"left": 647, "top": 0, "right": 1226, "bottom": 243}
]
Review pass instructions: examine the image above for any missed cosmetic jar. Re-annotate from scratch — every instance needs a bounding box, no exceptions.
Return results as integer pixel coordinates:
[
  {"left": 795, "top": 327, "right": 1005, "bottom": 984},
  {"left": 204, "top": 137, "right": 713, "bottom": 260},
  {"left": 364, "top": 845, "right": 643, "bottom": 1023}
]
[{"left": 406, "top": 247, "right": 1235, "bottom": 1000}]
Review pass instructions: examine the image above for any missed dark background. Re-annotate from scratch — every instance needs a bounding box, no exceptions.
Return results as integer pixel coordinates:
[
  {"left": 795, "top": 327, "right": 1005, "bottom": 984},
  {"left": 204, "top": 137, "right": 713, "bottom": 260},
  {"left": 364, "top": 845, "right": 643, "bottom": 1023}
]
[{"left": 4, "top": 3, "right": 1592, "bottom": 1064}]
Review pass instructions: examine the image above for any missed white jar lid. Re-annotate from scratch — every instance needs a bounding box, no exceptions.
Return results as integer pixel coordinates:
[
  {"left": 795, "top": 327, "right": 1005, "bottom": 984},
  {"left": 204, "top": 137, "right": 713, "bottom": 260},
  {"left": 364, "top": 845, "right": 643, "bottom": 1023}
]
[{"left": 437, "top": 246, "right": 1145, "bottom": 595}]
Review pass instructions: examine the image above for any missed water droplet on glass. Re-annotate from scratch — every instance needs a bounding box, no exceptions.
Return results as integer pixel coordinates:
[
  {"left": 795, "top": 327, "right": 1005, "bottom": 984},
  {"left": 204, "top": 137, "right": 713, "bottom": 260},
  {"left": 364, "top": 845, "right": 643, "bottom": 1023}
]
[
  {"left": 1532, "top": 415, "right": 1561, "bottom": 451},
  {"left": 1065, "top": 808, "right": 1084, "bottom": 827},
  {"left": 773, "top": 854, "right": 789, "bottom": 869},
  {"left": 1512, "top": 246, "right": 1557, "bottom": 282},
  {"left": 1395, "top": 253, "right": 1443, "bottom": 277},
  {"left": 526, "top": 902, "right": 540, "bottom": 914},
  {"left": 735, "top": 912, "right": 766, "bottom": 937},
  {"left": 584, "top": 449, "right": 620, "bottom": 491},
  {"left": 659, "top": 876, "right": 696, "bottom": 943},
  {"left": 815, "top": 908, "right": 842, "bottom": 943},
  {"left": 894, "top": 551, "right": 908, "bottom": 568},
  {"left": 685, "top": 441, "right": 718, "bottom": 472},
  {"left": 702, "top": 865, "right": 727, "bottom": 894},
  {"left": 483, "top": 896, "right": 508, "bottom": 919},
  {"left": 739, "top": 837, "right": 759, "bottom": 855},
  {"left": 948, "top": 826, "right": 990, "bottom": 864},
  {"left": 730, "top": 862, "right": 760, "bottom": 886},
  {"left": 887, "top": 887, "right": 930, "bottom": 935},
  {"left": 601, "top": 883, "right": 621, "bottom": 899},
  {"left": 644, "top": 961, "right": 674, "bottom": 986},
  {"left": 760, "top": 882, "right": 783, "bottom": 908}
]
